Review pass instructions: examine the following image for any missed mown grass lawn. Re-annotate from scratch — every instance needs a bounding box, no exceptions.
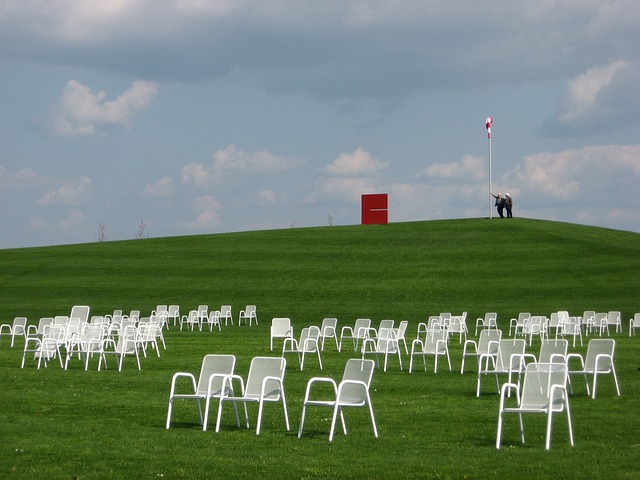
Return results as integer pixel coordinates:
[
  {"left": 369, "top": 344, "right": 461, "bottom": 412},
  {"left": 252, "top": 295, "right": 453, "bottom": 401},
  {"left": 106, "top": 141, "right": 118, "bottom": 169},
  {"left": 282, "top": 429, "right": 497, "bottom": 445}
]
[{"left": 0, "top": 218, "right": 639, "bottom": 479}]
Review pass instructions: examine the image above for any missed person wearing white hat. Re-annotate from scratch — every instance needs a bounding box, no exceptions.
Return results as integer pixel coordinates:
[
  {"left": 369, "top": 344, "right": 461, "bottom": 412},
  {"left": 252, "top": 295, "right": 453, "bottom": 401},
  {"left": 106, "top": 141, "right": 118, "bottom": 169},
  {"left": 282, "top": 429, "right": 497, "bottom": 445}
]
[{"left": 505, "top": 193, "right": 513, "bottom": 218}]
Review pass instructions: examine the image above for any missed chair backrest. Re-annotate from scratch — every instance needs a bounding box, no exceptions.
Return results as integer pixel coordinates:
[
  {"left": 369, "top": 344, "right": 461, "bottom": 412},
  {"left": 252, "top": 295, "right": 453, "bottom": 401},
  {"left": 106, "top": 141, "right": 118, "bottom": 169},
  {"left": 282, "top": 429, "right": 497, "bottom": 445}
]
[
  {"left": 196, "top": 354, "right": 236, "bottom": 396},
  {"left": 607, "top": 311, "right": 621, "bottom": 325},
  {"left": 425, "top": 329, "right": 448, "bottom": 353},
  {"left": 427, "top": 316, "right": 442, "bottom": 330},
  {"left": 220, "top": 305, "right": 232, "bottom": 316},
  {"left": 484, "top": 312, "right": 497, "bottom": 326},
  {"left": 320, "top": 318, "right": 337, "bottom": 335},
  {"left": 376, "top": 327, "right": 399, "bottom": 352},
  {"left": 478, "top": 329, "right": 502, "bottom": 354},
  {"left": 168, "top": 305, "right": 180, "bottom": 316},
  {"left": 271, "top": 318, "right": 292, "bottom": 336},
  {"left": 37, "top": 318, "right": 54, "bottom": 335},
  {"left": 339, "top": 358, "right": 375, "bottom": 404},
  {"left": 379, "top": 319, "right": 394, "bottom": 330},
  {"left": 496, "top": 339, "right": 526, "bottom": 370},
  {"left": 198, "top": 305, "right": 208, "bottom": 316},
  {"left": 299, "top": 327, "right": 320, "bottom": 352},
  {"left": 245, "top": 357, "right": 286, "bottom": 399},
  {"left": 519, "top": 363, "right": 568, "bottom": 411},
  {"left": 397, "top": 320, "right": 408, "bottom": 337},
  {"left": 539, "top": 339, "right": 568, "bottom": 363},
  {"left": 354, "top": 318, "right": 371, "bottom": 338},
  {"left": 245, "top": 305, "right": 256, "bottom": 315},
  {"left": 70, "top": 305, "right": 90, "bottom": 324},
  {"left": 584, "top": 339, "right": 615, "bottom": 371}
]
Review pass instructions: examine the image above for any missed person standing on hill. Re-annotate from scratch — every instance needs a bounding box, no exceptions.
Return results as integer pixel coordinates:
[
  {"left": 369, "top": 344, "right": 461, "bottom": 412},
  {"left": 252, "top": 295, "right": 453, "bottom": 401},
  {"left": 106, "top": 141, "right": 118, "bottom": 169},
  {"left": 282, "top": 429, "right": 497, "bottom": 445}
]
[
  {"left": 490, "top": 192, "right": 505, "bottom": 218},
  {"left": 504, "top": 193, "right": 513, "bottom": 218}
]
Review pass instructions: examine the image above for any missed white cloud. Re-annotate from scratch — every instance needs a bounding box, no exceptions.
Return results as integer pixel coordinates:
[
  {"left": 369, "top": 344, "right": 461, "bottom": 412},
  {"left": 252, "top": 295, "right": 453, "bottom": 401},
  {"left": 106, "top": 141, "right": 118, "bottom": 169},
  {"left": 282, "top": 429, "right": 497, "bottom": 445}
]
[
  {"left": 37, "top": 176, "right": 93, "bottom": 207},
  {"left": 559, "top": 60, "right": 628, "bottom": 123},
  {"left": 181, "top": 144, "right": 305, "bottom": 188},
  {"left": 59, "top": 208, "right": 86, "bottom": 229},
  {"left": 144, "top": 176, "right": 175, "bottom": 197},
  {"left": 421, "top": 155, "right": 485, "bottom": 181},
  {"left": 257, "top": 189, "right": 280, "bottom": 207},
  {"left": 183, "top": 195, "right": 223, "bottom": 230},
  {"left": 50, "top": 79, "right": 158, "bottom": 137},
  {"left": 322, "top": 147, "right": 388, "bottom": 176}
]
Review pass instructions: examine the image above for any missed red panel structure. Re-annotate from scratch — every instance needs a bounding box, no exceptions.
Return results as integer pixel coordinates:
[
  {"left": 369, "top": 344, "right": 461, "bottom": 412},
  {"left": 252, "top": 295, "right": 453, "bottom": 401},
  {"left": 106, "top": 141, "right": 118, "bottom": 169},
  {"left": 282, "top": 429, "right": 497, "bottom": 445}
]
[{"left": 361, "top": 193, "right": 388, "bottom": 225}]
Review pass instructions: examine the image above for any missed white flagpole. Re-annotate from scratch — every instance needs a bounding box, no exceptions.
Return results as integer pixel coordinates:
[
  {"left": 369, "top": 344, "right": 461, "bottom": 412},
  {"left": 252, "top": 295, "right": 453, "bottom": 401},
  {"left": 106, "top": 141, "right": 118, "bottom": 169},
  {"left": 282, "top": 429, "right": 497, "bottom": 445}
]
[{"left": 486, "top": 117, "right": 493, "bottom": 219}]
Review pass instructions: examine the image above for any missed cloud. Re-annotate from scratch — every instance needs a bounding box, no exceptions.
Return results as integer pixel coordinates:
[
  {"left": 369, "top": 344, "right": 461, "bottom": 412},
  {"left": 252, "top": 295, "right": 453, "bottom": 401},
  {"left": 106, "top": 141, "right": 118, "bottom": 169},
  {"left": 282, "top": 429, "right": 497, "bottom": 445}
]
[
  {"left": 5, "top": 1, "right": 639, "bottom": 107},
  {"left": 421, "top": 154, "right": 485, "bottom": 181},
  {"left": 144, "top": 176, "right": 175, "bottom": 197},
  {"left": 37, "top": 176, "right": 93, "bottom": 207},
  {"left": 50, "top": 79, "right": 158, "bottom": 137},
  {"left": 504, "top": 144, "right": 640, "bottom": 229},
  {"left": 181, "top": 144, "right": 305, "bottom": 187},
  {"left": 183, "top": 194, "right": 223, "bottom": 230},
  {"left": 322, "top": 147, "right": 388, "bottom": 176},
  {"left": 257, "top": 189, "right": 281, "bottom": 207}
]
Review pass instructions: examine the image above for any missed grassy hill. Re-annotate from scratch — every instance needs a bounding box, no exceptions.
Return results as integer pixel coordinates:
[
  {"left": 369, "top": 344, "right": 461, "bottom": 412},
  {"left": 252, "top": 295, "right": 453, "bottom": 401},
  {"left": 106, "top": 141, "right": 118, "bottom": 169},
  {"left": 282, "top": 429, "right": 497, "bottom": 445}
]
[
  {"left": 1, "top": 218, "right": 639, "bottom": 479},
  {"left": 1, "top": 217, "right": 639, "bottom": 322}
]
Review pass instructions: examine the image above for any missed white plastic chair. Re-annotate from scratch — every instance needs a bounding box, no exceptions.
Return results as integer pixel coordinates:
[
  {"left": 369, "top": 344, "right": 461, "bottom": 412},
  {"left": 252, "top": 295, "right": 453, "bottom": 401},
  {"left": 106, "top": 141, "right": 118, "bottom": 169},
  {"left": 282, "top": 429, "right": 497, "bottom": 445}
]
[
  {"left": 270, "top": 318, "right": 293, "bottom": 351},
  {"left": 0, "top": 317, "right": 28, "bottom": 347},
  {"left": 509, "top": 312, "right": 530, "bottom": 337},
  {"left": 475, "top": 312, "right": 497, "bottom": 336},
  {"left": 361, "top": 327, "right": 402, "bottom": 372},
  {"left": 629, "top": 313, "right": 640, "bottom": 337},
  {"left": 567, "top": 338, "right": 620, "bottom": 399},
  {"left": 216, "top": 356, "right": 289, "bottom": 434},
  {"left": 165, "top": 354, "right": 236, "bottom": 431},
  {"left": 460, "top": 328, "right": 502, "bottom": 374},
  {"left": 298, "top": 358, "right": 378, "bottom": 442},
  {"left": 282, "top": 326, "right": 323, "bottom": 370},
  {"left": 318, "top": 317, "right": 339, "bottom": 351},
  {"left": 496, "top": 362, "right": 573, "bottom": 450},
  {"left": 238, "top": 305, "right": 258, "bottom": 326},
  {"left": 338, "top": 318, "right": 371, "bottom": 352},
  {"left": 100, "top": 325, "right": 141, "bottom": 371},
  {"left": 607, "top": 311, "right": 622, "bottom": 334},
  {"left": 409, "top": 328, "right": 451, "bottom": 373},
  {"left": 220, "top": 305, "right": 233, "bottom": 326},
  {"left": 477, "top": 338, "right": 526, "bottom": 397}
]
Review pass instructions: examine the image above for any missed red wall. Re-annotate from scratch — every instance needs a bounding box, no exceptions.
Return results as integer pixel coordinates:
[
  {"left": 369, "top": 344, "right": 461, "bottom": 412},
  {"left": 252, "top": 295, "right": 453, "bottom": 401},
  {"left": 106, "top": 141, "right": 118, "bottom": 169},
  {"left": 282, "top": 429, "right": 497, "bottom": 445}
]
[{"left": 361, "top": 193, "right": 388, "bottom": 224}]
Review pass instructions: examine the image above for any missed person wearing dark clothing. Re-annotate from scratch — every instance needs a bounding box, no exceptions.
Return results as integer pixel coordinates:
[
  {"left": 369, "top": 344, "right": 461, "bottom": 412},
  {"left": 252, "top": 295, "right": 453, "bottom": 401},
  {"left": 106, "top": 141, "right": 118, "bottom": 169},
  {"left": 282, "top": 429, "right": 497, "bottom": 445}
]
[
  {"left": 490, "top": 192, "right": 505, "bottom": 218},
  {"left": 505, "top": 193, "right": 513, "bottom": 218}
]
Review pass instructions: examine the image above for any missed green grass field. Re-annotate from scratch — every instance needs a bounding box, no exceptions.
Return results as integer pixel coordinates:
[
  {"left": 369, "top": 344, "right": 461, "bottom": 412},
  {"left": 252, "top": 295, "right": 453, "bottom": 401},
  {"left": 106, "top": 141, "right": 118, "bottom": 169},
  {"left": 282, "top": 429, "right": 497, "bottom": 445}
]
[{"left": 1, "top": 218, "right": 639, "bottom": 479}]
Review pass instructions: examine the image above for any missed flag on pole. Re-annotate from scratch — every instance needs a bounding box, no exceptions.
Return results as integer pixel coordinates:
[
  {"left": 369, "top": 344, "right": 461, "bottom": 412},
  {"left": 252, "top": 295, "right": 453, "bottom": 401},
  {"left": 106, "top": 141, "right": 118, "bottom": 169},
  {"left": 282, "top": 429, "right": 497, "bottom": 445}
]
[{"left": 485, "top": 116, "right": 493, "bottom": 139}]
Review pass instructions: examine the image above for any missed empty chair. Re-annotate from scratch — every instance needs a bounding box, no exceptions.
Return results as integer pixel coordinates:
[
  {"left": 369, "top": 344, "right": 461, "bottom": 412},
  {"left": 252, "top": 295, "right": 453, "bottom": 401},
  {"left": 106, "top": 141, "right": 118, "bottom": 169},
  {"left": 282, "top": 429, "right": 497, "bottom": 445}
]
[
  {"left": 477, "top": 338, "right": 526, "bottom": 397},
  {"left": 607, "top": 311, "right": 622, "bottom": 334},
  {"left": 180, "top": 310, "right": 200, "bottom": 331},
  {"left": 64, "top": 324, "right": 105, "bottom": 371},
  {"left": 447, "top": 313, "right": 468, "bottom": 343},
  {"left": 220, "top": 305, "right": 233, "bottom": 326},
  {"left": 590, "top": 313, "right": 609, "bottom": 336},
  {"left": 298, "top": 358, "right": 378, "bottom": 442},
  {"left": 238, "top": 305, "right": 258, "bottom": 326},
  {"left": 21, "top": 336, "right": 64, "bottom": 369},
  {"left": 629, "top": 313, "right": 640, "bottom": 337},
  {"left": 461, "top": 328, "right": 502, "bottom": 374},
  {"left": 100, "top": 325, "right": 141, "bottom": 371},
  {"left": 567, "top": 338, "right": 620, "bottom": 399},
  {"left": 338, "top": 318, "right": 371, "bottom": 352},
  {"left": 409, "top": 328, "right": 451, "bottom": 373},
  {"left": 558, "top": 316, "right": 583, "bottom": 347},
  {"left": 216, "top": 356, "right": 289, "bottom": 434},
  {"left": 282, "top": 326, "right": 323, "bottom": 370},
  {"left": 547, "top": 312, "right": 564, "bottom": 338},
  {"left": 318, "top": 317, "right": 339, "bottom": 351},
  {"left": 475, "top": 312, "right": 498, "bottom": 336},
  {"left": 270, "top": 318, "right": 294, "bottom": 351},
  {"left": 522, "top": 315, "right": 547, "bottom": 346},
  {"left": 0, "top": 317, "right": 28, "bottom": 347},
  {"left": 580, "top": 310, "right": 595, "bottom": 334},
  {"left": 361, "top": 327, "right": 402, "bottom": 372},
  {"left": 395, "top": 320, "right": 409, "bottom": 354},
  {"left": 536, "top": 338, "right": 569, "bottom": 364},
  {"left": 167, "top": 305, "right": 180, "bottom": 327},
  {"left": 196, "top": 305, "right": 209, "bottom": 331},
  {"left": 509, "top": 313, "right": 530, "bottom": 337},
  {"left": 166, "top": 354, "right": 236, "bottom": 431},
  {"left": 26, "top": 317, "right": 53, "bottom": 339},
  {"left": 203, "top": 310, "right": 222, "bottom": 332},
  {"left": 416, "top": 316, "right": 443, "bottom": 342},
  {"left": 70, "top": 305, "right": 90, "bottom": 324},
  {"left": 496, "top": 363, "right": 573, "bottom": 450}
]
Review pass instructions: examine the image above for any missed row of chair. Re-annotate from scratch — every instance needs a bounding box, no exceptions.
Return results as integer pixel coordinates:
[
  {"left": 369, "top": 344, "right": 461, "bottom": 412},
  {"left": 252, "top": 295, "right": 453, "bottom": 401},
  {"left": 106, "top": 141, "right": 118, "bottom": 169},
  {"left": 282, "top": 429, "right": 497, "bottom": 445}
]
[{"left": 166, "top": 355, "right": 378, "bottom": 441}]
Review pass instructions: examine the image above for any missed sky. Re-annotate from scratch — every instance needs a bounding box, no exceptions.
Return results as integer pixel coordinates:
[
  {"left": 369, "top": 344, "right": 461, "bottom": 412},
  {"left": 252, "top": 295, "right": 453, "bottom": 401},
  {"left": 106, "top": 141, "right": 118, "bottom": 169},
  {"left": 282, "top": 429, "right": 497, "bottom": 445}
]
[{"left": 1, "top": 0, "right": 639, "bottom": 249}]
